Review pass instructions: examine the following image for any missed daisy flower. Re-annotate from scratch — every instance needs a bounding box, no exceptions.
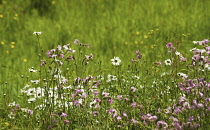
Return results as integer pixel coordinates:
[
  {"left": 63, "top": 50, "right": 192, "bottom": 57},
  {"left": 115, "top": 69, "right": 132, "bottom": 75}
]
[
  {"left": 164, "top": 59, "right": 172, "bottom": 66},
  {"left": 33, "top": 31, "right": 42, "bottom": 35},
  {"left": 111, "top": 56, "right": 121, "bottom": 65}
]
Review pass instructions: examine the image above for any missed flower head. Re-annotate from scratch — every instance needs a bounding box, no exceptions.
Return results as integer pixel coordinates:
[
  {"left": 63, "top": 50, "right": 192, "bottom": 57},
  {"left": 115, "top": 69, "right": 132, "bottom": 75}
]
[
  {"left": 166, "top": 43, "right": 172, "bottom": 48},
  {"left": 164, "top": 59, "right": 172, "bottom": 65},
  {"left": 33, "top": 31, "right": 42, "bottom": 35},
  {"left": 111, "top": 56, "right": 121, "bottom": 65}
]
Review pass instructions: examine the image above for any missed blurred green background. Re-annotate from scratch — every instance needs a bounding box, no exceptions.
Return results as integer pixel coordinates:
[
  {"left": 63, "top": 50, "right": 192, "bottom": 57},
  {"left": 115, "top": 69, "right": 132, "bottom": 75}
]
[{"left": 0, "top": 0, "right": 210, "bottom": 99}]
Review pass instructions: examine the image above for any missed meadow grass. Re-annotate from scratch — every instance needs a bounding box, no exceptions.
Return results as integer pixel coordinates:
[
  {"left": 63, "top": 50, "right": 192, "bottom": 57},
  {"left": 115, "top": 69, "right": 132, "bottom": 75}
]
[{"left": 0, "top": 0, "right": 210, "bottom": 129}]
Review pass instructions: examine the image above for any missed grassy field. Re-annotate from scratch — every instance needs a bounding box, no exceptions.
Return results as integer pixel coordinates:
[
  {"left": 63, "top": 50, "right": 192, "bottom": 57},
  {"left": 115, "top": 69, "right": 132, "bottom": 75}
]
[{"left": 0, "top": 0, "right": 210, "bottom": 129}]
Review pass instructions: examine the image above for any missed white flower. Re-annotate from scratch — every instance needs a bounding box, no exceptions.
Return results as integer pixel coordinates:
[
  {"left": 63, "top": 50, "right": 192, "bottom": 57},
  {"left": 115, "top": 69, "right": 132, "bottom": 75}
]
[
  {"left": 106, "top": 75, "right": 117, "bottom": 82},
  {"left": 175, "top": 51, "right": 181, "bottom": 56},
  {"left": 193, "top": 41, "right": 200, "bottom": 44},
  {"left": 33, "top": 31, "right": 42, "bottom": 35},
  {"left": 190, "top": 47, "right": 197, "bottom": 51},
  {"left": 161, "top": 72, "right": 169, "bottom": 77},
  {"left": 8, "top": 101, "right": 16, "bottom": 107},
  {"left": 28, "top": 97, "right": 36, "bottom": 103},
  {"left": 204, "top": 64, "right": 210, "bottom": 70},
  {"left": 26, "top": 88, "right": 36, "bottom": 96},
  {"left": 111, "top": 57, "right": 121, "bottom": 65},
  {"left": 29, "top": 68, "right": 37, "bottom": 72},
  {"left": 20, "top": 85, "right": 30, "bottom": 93},
  {"left": 164, "top": 59, "right": 172, "bottom": 65},
  {"left": 63, "top": 45, "right": 69, "bottom": 50},
  {"left": 35, "top": 87, "right": 45, "bottom": 98},
  {"left": 177, "top": 72, "right": 188, "bottom": 79},
  {"left": 30, "top": 80, "right": 40, "bottom": 84},
  {"left": 8, "top": 112, "right": 15, "bottom": 119}
]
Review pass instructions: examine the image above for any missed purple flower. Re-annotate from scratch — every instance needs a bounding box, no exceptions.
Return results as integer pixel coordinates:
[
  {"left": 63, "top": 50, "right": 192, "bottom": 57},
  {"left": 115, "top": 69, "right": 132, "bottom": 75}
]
[
  {"left": 174, "top": 107, "right": 181, "bottom": 114},
  {"left": 28, "top": 109, "right": 33, "bottom": 115},
  {"left": 94, "top": 104, "right": 100, "bottom": 108},
  {"left": 61, "top": 113, "right": 67, "bottom": 117},
  {"left": 156, "top": 121, "right": 168, "bottom": 129},
  {"left": 131, "top": 102, "right": 137, "bottom": 107},
  {"left": 64, "top": 120, "right": 70, "bottom": 124},
  {"left": 102, "top": 92, "right": 109, "bottom": 97},
  {"left": 116, "top": 116, "right": 122, "bottom": 121},
  {"left": 166, "top": 43, "right": 172, "bottom": 48},
  {"left": 107, "top": 108, "right": 117, "bottom": 114},
  {"left": 93, "top": 90, "right": 99, "bottom": 96},
  {"left": 93, "top": 111, "right": 98, "bottom": 116},
  {"left": 60, "top": 54, "right": 64, "bottom": 58},
  {"left": 108, "top": 98, "right": 114, "bottom": 104},
  {"left": 139, "top": 104, "right": 143, "bottom": 109},
  {"left": 130, "top": 86, "right": 137, "bottom": 92},
  {"left": 74, "top": 39, "right": 79, "bottom": 44},
  {"left": 117, "top": 95, "right": 122, "bottom": 100},
  {"left": 76, "top": 89, "right": 82, "bottom": 93},
  {"left": 188, "top": 116, "right": 194, "bottom": 122},
  {"left": 180, "top": 56, "right": 187, "bottom": 62},
  {"left": 206, "top": 46, "right": 210, "bottom": 51},
  {"left": 136, "top": 54, "right": 142, "bottom": 59},
  {"left": 130, "top": 118, "right": 137, "bottom": 126},
  {"left": 136, "top": 50, "right": 140, "bottom": 55},
  {"left": 71, "top": 94, "right": 76, "bottom": 99},
  {"left": 197, "top": 103, "right": 204, "bottom": 108},
  {"left": 122, "top": 112, "right": 128, "bottom": 117},
  {"left": 96, "top": 98, "right": 101, "bottom": 102},
  {"left": 178, "top": 97, "right": 186, "bottom": 104},
  {"left": 148, "top": 116, "right": 158, "bottom": 121},
  {"left": 73, "top": 100, "right": 79, "bottom": 106}
]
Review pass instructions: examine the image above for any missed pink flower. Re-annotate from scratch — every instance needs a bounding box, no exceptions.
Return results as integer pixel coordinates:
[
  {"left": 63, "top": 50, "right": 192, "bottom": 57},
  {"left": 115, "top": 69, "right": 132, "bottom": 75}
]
[
  {"left": 117, "top": 95, "right": 122, "bottom": 100},
  {"left": 74, "top": 39, "right": 79, "bottom": 44},
  {"left": 60, "top": 54, "right": 64, "bottom": 58},
  {"left": 130, "top": 118, "right": 137, "bottom": 126},
  {"left": 64, "top": 120, "right": 70, "bottom": 124},
  {"left": 93, "top": 111, "right": 98, "bottom": 116},
  {"left": 108, "top": 98, "right": 114, "bottom": 104},
  {"left": 73, "top": 100, "right": 79, "bottom": 106},
  {"left": 122, "top": 112, "right": 128, "bottom": 117},
  {"left": 116, "top": 116, "right": 122, "bottom": 121},
  {"left": 28, "top": 109, "right": 33, "bottom": 115},
  {"left": 130, "top": 86, "right": 137, "bottom": 92},
  {"left": 131, "top": 102, "right": 137, "bottom": 107},
  {"left": 102, "top": 92, "right": 109, "bottom": 97},
  {"left": 61, "top": 113, "right": 67, "bottom": 117},
  {"left": 166, "top": 43, "right": 172, "bottom": 48}
]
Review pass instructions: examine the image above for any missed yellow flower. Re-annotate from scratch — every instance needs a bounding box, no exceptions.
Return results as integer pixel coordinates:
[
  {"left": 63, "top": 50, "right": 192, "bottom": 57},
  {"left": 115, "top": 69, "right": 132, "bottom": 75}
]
[
  {"left": 24, "top": 59, "right": 27, "bottom": 62},
  {"left": 4, "top": 122, "right": 9, "bottom": 126},
  {"left": 0, "top": 14, "right": 3, "bottom": 18},
  {"left": 15, "top": 14, "right": 18, "bottom": 17},
  {"left": 6, "top": 51, "right": 9, "bottom": 53},
  {"left": 11, "top": 45, "right": 15, "bottom": 48},
  {"left": 136, "top": 31, "right": 140, "bottom": 35},
  {"left": 144, "top": 35, "right": 148, "bottom": 38},
  {"left": 124, "top": 42, "right": 128, "bottom": 45},
  {"left": 11, "top": 42, "right": 15, "bottom": 44},
  {"left": 134, "top": 41, "right": 138, "bottom": 44},
  {"left": 52, "top": 1, "right": 56, "bottom": 4},
  {"left": 1, "top": 42, "right": 4, "bottom": 45},
  {"left": 13, "top": 17, "right": 17, "bottom": 20},
  {"left": 140, "top": 41, "right": 144, "bottom": 44}
]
